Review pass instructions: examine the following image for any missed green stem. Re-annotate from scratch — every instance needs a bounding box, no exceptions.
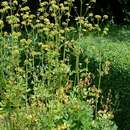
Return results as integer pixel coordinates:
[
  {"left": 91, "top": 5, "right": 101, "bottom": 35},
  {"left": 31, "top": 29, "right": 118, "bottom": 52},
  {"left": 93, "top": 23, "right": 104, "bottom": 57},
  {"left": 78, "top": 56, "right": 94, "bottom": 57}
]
[
  {"left": 80, "top": 0, "right": 83, "bottom": 16},
  {"left": 98, "top": 51, "right": 102, "bottom": 89},
  {"left": 76, "top": 55, "right": 79, "bottom": 83},
  {"left": 95, "top": 51, "right": 102, "bottom": 119}
]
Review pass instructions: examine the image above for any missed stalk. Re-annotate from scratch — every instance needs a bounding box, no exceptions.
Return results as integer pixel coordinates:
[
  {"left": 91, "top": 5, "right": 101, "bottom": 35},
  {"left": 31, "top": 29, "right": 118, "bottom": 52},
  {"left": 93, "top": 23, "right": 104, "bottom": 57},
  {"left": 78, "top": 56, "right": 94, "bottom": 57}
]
[
  {"left": 95, "top": 50, "right": 102, "bottom": 119},
  {"left": 76, "top": 54, "right": 79, "bottom": 83}
]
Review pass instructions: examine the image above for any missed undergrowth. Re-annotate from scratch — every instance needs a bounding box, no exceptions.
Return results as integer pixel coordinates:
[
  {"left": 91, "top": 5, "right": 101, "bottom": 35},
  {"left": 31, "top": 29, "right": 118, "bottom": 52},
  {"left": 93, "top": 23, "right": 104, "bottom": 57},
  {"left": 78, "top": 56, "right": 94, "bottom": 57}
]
[{"left": 77, "top": 30, "right": 130, "bottom": 130}]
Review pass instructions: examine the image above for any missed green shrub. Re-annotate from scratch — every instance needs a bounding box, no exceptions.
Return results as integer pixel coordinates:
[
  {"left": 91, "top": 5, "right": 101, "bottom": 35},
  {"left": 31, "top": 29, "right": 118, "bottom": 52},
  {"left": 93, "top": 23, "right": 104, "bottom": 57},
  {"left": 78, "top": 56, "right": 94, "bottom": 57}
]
[{"left": 77, "top": 34, "right": 130, "bottom": 130}]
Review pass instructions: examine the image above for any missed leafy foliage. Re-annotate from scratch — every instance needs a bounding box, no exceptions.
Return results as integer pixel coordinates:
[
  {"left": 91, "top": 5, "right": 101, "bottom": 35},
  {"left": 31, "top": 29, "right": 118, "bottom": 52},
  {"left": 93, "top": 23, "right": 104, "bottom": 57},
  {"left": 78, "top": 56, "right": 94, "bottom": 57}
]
[
  {"left": 0, "top": 0, "right": 117, "bottom": 130},
  {"left": 77, "top": 30, "right": 130, "bottom": 129}
]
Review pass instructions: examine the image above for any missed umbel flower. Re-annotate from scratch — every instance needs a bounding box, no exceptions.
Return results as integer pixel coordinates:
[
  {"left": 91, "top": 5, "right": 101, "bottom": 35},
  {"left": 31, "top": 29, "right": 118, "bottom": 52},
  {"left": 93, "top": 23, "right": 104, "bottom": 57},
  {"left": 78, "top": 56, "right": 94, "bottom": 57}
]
[
  {"left": 95, "top": 15, "right": 101, "bottom": 20},
  {"left": 103, "top": 15, "right": 109, "bottom": 20}
]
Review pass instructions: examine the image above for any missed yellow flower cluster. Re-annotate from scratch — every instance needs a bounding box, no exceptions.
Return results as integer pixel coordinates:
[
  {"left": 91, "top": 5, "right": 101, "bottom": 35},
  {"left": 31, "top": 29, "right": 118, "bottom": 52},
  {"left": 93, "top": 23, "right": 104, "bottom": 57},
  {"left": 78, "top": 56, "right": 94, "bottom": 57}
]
[
  {"left": 12, "top": 32, "right": 21, "bottom": 39},
  {"left": 20, "top": 38, "right": 32, "bottom": 46},
  {"left": 95, "top": 15, "right": 101, "bottom": 20},
  {"left": 0, "top": 1, "right": 10, "bottom": 13}
]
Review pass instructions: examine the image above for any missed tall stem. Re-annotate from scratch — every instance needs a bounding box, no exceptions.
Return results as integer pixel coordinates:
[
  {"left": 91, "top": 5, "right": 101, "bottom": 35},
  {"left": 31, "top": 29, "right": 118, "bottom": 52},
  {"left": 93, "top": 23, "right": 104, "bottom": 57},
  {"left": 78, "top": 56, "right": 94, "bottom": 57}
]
[
  {"left": 76, "top": 54, "right": 79, "bottom": 83},
  {"left": 80, "top": 0, "right": 83, "bottom": 16}
]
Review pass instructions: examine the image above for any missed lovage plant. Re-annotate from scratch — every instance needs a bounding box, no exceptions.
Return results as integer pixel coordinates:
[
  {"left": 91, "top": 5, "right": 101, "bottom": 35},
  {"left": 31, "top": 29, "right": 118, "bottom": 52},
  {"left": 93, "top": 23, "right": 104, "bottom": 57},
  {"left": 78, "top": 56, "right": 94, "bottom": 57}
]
[{"left": 0, "top": 0, "right": 117, "bottom": 130}]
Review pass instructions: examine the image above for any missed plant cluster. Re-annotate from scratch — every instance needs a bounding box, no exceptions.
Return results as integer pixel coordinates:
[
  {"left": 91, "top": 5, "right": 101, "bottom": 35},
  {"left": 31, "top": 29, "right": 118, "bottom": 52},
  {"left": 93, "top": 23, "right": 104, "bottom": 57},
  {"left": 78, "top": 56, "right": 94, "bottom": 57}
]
[{"left": 0, "top": 0, "right": 117, "bottom": 129}]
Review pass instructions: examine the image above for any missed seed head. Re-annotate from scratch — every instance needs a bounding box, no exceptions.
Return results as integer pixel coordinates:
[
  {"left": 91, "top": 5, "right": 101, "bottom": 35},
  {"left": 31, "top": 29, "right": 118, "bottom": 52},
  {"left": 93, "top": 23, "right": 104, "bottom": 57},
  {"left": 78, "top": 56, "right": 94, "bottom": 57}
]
[
  {"left": 103, "top": 15, "right": 108, "bottom": 20},
  {"left": 95, "top": 15, "right": 101, "bottom": 20}
]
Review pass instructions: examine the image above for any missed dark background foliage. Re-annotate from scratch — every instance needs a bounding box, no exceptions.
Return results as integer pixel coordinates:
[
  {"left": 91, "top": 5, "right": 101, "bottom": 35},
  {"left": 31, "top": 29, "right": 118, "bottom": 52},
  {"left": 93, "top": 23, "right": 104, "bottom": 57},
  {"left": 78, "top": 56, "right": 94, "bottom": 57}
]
[
  {"left": 31, "top": 0, "right": 130, "bottom": 24},
  {"left": 0, "top": 0, "right": 130, "bottom": 24}
]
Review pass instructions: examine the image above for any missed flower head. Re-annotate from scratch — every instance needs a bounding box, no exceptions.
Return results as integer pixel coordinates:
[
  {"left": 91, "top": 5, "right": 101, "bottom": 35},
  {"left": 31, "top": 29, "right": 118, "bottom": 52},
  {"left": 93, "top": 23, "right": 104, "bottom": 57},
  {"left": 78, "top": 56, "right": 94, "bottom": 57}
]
[
  {"left": 103, "top": 15, "right": 109, "bottom": 20},
  {"left": 95, "top": 15, "right": 101, "bottom": 20}
]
